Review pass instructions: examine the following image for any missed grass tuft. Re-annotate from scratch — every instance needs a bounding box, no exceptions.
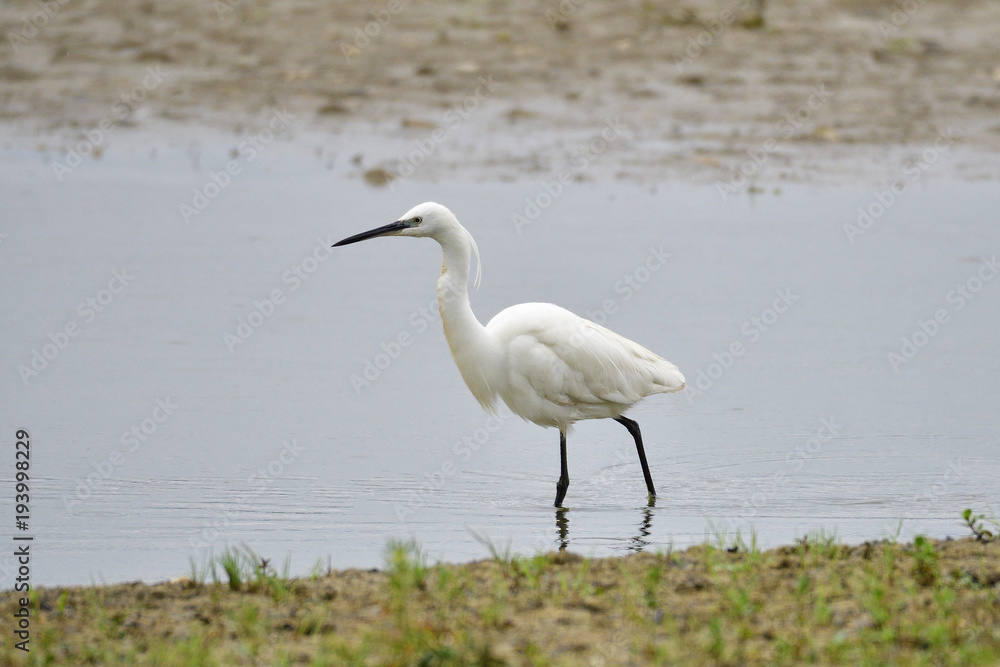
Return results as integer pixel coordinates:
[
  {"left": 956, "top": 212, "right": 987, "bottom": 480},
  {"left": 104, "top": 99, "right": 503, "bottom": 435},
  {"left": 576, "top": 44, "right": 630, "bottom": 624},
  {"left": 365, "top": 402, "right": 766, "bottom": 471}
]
[{"left": 963, "top": 508, "right": 998, "bottom": 542}]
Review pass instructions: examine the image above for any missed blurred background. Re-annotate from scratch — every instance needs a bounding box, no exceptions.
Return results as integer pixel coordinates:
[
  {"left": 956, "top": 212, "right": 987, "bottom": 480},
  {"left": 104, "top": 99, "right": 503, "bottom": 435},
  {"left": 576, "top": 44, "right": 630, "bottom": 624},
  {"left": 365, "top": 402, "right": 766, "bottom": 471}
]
[{"left": 2, "top": 0, "right": 999, "bottom": 181}]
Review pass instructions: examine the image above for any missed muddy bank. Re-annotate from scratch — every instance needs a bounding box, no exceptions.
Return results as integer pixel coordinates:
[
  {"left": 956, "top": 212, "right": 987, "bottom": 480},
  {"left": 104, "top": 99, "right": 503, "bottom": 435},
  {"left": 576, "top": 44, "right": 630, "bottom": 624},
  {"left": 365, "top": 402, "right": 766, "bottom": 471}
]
[
  {"left": 1, "top": 0, "right": 999, "bottom": 184},
  {"left": 1, "top": 535, "right": 998, "bottom": 664}
]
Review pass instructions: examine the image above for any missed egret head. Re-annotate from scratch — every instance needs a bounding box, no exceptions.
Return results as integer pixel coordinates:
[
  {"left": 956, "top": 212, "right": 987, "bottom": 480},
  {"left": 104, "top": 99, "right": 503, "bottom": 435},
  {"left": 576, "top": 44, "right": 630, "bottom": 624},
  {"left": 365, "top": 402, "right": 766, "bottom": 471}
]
[
  {"left": 333, "top": 202, "right": 482, "bottom": 287},
  {"left": 333, "top": 202, "right": 458, "bottom": 246}
]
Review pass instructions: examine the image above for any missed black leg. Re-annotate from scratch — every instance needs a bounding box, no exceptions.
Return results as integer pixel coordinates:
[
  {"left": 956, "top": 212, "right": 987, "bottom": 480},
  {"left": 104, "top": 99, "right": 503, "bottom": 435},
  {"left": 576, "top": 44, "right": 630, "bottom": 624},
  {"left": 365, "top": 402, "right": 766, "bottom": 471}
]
[
  {"left": 555, "top": 429, "right": 569, "bottom": 507},
  {"left": 614, "top": 416, "right": 656, "bottom": 500}
]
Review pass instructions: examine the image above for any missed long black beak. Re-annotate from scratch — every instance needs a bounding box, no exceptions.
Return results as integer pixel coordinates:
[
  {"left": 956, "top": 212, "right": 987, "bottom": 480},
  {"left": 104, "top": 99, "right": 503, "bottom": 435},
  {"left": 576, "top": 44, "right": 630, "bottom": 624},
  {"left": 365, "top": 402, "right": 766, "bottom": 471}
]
[{"left": 333, "top": 221, "right": 409, "bottom": 247}]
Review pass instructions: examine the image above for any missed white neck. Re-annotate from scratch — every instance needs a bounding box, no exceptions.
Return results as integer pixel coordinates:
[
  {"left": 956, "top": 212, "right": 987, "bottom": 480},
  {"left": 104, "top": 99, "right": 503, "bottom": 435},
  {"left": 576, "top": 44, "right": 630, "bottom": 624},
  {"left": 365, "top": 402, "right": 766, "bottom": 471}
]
[{"left": 435, "top": 225, "right": 499, "bottom": 412}]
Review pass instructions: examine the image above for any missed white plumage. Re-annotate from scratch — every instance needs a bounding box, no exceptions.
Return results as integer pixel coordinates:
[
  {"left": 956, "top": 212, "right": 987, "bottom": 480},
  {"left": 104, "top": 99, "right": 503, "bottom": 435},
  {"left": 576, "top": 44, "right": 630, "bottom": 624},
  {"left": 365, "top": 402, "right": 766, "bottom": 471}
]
[
  {"left": 334, "top": 202, "right": 685, "bottom": 506},
  {"left": 488, "top": 303, "right": 685, "bottom": 427}
]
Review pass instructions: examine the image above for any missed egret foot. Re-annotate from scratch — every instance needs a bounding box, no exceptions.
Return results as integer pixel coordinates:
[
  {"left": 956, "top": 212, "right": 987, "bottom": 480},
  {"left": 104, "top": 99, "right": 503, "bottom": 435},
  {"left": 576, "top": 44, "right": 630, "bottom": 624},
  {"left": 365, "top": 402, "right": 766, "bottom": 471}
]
[
  {"left": 554, "top": 477, "right": 569, "bottom": 508},
  {"left": 555, "top": 428, "right": 569, "bottom": 507},
  {"left": 615, "top": 416, "right": 657, "bottom": 500}
]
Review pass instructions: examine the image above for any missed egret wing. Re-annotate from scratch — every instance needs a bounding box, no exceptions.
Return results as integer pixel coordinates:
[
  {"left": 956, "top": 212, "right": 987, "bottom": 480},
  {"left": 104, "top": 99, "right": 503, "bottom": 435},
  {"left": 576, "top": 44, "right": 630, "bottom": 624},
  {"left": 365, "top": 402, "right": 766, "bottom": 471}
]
[
  {"left": 491, "top": 304, "right": 685, "bottom": 411},
  {"left": 535, "top": 313, "right": 685, "bottom": 404}
]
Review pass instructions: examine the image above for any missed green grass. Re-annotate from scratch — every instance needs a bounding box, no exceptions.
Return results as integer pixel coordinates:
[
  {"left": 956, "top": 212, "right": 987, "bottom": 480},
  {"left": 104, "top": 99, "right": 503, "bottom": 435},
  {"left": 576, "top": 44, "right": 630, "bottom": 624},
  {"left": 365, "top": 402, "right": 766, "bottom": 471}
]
[{"left": 3, "top": 512, "right": 1000, "bottom": 665}]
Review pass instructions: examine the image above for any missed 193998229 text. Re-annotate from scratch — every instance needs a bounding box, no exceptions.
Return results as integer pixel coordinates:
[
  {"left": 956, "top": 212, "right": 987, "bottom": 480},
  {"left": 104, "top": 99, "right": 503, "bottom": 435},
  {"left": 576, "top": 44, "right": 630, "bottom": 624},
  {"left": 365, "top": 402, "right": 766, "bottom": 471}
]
[{"left": 13, "top": 429, "right": 32, "bottom": 653}]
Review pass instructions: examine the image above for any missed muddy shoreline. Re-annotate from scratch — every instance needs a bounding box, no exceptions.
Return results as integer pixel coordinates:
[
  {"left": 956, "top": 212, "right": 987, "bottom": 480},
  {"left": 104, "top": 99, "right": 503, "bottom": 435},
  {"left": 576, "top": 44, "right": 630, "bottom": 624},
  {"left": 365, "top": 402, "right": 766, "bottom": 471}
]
[
  {"left": 2, "top": 0, "right": 999, "bottom": 185},
  {"left": 2, "top": 535, "right": 998, "bottom": 664}
]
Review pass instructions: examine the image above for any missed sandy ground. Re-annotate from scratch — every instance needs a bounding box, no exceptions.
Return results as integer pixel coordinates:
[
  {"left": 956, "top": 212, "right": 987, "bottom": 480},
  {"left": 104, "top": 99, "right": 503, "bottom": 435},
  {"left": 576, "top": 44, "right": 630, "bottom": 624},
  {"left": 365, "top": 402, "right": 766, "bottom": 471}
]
[
  {"left": 2, "top": 535, "right": 998, "bottom": 664},
  {"left": 1, "top": 0, "right": 999, "bottom": 184}
]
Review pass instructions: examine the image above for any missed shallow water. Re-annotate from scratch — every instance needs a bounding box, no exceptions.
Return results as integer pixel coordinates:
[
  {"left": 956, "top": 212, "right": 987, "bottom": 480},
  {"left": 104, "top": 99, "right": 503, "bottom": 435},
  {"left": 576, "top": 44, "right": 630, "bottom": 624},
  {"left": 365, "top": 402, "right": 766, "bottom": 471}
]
[{"left": 1, "top": 130, "right": 998, "bottom": 586}]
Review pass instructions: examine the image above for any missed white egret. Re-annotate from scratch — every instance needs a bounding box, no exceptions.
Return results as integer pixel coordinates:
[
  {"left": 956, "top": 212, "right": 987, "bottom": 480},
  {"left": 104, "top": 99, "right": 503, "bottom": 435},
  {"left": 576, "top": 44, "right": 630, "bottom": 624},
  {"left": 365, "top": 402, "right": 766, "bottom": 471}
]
[{"left": 334, "top": 202, "right": 685, "bottom": 507}]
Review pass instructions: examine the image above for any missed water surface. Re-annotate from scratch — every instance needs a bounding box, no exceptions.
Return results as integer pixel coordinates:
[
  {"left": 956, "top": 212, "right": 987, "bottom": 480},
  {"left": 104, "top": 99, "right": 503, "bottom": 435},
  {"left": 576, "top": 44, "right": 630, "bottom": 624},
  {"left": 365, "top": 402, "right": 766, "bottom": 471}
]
[{"left": 1, "top": 131, "right": 997, "bottom": 586}]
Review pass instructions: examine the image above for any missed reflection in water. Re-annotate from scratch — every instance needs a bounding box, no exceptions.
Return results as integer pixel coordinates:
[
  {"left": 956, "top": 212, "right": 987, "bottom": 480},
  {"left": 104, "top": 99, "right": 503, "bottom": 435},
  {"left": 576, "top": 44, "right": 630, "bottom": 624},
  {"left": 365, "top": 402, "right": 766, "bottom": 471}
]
[
  {"left": 627, "top": 505, "right": 655, "bottom": 554},
  {"left": 554, "top": 502, "right": 656, "bottom": 554},
  {"left": 556, "top": 508, "right": 569, "bottom": 551}
]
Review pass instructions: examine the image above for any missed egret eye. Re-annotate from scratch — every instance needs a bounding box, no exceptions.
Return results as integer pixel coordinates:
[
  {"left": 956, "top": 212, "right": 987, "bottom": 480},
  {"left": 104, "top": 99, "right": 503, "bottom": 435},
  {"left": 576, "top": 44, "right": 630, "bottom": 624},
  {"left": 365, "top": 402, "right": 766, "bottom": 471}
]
[{"left": 413, "top": 216, "right": 422, "bottom": 224}]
